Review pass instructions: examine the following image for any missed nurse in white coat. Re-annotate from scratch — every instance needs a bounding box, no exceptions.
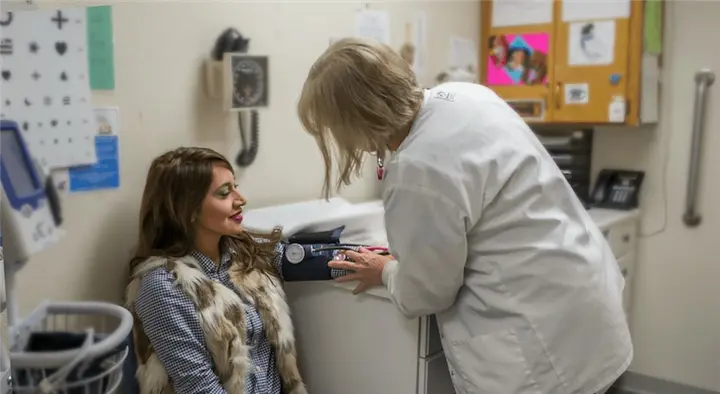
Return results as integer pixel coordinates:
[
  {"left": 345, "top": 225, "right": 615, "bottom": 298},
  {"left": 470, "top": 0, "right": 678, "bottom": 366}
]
[{"left": 297, "top": 38, "right": 632, "bottom": 394}]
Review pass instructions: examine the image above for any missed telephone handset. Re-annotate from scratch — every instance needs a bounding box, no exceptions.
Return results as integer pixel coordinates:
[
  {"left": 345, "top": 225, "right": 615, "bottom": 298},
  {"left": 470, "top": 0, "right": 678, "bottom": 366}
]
[
  {"left": 590, "top": 169, "right": 645, "bottom": 210},
  {"left": 211, "top": 28, "right": 261, "bottom": 168}
]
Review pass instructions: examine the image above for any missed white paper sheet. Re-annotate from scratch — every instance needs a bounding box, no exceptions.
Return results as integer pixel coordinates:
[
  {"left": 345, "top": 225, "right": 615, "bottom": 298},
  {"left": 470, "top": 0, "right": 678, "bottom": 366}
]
[
  {"left": 94, "top": 106, "right": 119, "bottom": 136},
  {"left": 412, "top": 11, "right": 427, "bottom": 76},
  {"left": 0, "top": 7, "right": 97, "bottom": 170},
  {"left": 608, "top": 96, "right": 626, "bottom": 123},
  {"left": 355, "top": 9, "right": 390, "bottom": 45},
  {"left": 450, "top": 36, "right": 478, "bottom": 73},
  {"left": 492, "top": 0, "right": 553, "bottom": 28},
  {"left": 0, "top": 0, "right": 38, "bottom": 12},
  {"left": 568, "top": 20, "right": 616, "bottom": 66},
  {"left": 562, "top": 0, "right": 630, "bottom": 22}
]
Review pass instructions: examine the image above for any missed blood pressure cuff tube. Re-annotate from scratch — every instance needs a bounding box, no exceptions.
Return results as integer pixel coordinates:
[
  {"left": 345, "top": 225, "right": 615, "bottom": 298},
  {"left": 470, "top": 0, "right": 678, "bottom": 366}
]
[{"left": 281, "top": 226, "right": 346, "bottom": 281}]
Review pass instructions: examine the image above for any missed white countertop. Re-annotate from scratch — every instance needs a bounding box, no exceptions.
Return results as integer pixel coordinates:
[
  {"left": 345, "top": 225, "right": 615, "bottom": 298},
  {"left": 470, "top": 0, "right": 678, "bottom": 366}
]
[
  {"left": 244, "top": 199, "right": 641, "bottom": 300},
  {"left": 327, "top": 206, "right": 641, "bottom": 300},
  {"left": 586, "top": 208, "right": 640, "bottom": 231}
]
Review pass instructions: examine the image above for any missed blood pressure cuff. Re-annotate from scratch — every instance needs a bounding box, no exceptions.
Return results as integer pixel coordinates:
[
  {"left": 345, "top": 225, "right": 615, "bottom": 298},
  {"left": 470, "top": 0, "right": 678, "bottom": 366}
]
[
  {"left": 281, "top": 226, "right": 347, "bottom": 281},
  {"left": 286, "top": 225, "right": 344, "bottom": 244}
]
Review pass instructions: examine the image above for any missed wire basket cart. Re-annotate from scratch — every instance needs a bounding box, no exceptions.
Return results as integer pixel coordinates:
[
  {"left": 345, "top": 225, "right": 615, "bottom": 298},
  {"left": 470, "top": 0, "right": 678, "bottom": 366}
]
[
  {"left": 0, "top": 246, "right": 133, "bottom": 394},
  {"left": 3, "top": 301, "right": 133, "bottom": 394}
]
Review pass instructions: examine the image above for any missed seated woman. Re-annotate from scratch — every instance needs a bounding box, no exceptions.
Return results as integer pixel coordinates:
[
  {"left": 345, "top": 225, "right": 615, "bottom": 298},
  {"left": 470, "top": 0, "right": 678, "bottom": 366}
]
[{"left": 125, "top": 147, "right": 357, "bottom": 394}]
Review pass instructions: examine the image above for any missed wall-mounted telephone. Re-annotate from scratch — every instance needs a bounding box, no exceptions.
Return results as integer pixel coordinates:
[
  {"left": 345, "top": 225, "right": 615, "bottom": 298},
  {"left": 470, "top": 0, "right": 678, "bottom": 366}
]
[
  {"left": 208, "top": 28, "right": 269, "bottom": 168},
  {"left": 590, "top": 169, "right": 645, "bottom": 210}
]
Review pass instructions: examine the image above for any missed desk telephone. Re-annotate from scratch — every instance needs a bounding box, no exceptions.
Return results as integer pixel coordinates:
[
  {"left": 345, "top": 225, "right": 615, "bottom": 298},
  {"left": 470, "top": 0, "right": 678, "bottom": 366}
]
[{"left": 590, "top": 169, "right": 644, "bottom": 210}]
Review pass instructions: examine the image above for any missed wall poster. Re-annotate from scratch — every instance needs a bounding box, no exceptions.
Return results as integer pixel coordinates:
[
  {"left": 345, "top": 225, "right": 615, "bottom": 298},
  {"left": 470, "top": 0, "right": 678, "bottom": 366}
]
[{"left": 487, "top": 32, "right": 549, "bottom": 86}]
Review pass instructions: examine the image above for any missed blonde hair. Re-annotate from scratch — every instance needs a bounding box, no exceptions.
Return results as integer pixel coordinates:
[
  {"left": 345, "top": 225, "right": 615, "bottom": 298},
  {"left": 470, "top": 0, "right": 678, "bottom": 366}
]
[{"left": 298, "top": 37, "right": 424, "bottom": 198}]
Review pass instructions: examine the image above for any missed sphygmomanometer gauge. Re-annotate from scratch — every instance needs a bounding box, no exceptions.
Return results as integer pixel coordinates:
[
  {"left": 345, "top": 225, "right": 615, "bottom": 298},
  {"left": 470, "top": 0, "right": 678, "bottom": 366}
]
[
  {"left": 231, "top": 56, "right": 267, "bottom": 109},
  {"left": 285, "top": 243, "right": 305, "bottom": 264}
]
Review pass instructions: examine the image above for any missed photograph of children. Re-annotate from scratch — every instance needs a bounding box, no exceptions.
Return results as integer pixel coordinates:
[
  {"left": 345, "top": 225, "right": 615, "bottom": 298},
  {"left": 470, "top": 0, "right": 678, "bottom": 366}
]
[
  {"left": 488, "top": 35, "right": 509, "bottom": 68},
  {"left": 504, "top": 44, "right": 531, "bottom": 82},
  {"left": 523, "top": 51, "right": 548, "bottom": 85}
]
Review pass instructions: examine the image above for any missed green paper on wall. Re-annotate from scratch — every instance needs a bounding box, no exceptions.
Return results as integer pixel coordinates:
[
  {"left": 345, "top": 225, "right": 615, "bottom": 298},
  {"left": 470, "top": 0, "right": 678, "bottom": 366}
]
[
  {"left": 643, "top": 0, "right": 663, "bottom": 55},
  {"left": 86, "top": 6, "right": 115, "bottom": 90}
]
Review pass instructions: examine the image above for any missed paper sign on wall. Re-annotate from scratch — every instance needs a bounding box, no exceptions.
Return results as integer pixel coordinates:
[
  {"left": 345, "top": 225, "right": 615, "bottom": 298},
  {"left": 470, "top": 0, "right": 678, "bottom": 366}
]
[
  {"left": 568, "top": 20, "right": 616, "bottom": 66},
  {"left": 0, "top": 7, "right": 97, "bottom": 170},
  {"left": 450, "top": 36, "right": 478, "bottom": 74},
  {"left": 355, "top": 9, "right": 390, "bottom": 44},
  {"left": 412, "top": 11, "right": 427, "bottom": 76},
  {"left": 86, "top": 6, "right": 115, "bottom": 90},
  {"left": 487, "top": 33, "right": 549, "bottom": 86},
  {"left": 562, "top": 0, "right": 630, "bottom": 22},
  {"left": 68, "top": 106, "right": 120, "bottom": 192},
  {"left": 492, "top": 0, "right": 553, "bottom": 27}
]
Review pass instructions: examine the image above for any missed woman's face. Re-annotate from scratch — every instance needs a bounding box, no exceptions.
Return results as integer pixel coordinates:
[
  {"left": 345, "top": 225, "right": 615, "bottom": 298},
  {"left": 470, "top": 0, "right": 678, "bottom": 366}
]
[
  {"left": 511, "top": 50, "right": 525, "bottom": 66},
  {"left": 195, "top": 163, "right": 246, "bottom": 238}
]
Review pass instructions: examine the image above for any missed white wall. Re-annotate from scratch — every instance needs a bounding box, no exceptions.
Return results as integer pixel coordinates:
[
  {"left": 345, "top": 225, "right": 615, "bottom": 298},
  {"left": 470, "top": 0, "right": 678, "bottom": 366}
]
[
  {"left": 14, "top": 2, "right": 479, "bottom": 313},
  {"left": 592, "top": 2, "right": 720, "bottom": 391}
]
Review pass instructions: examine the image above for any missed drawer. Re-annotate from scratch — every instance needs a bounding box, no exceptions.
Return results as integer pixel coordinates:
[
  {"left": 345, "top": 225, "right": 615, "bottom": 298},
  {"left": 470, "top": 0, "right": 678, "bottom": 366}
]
[
  {"left": 419, "top": 315, "right": 443, "bottom": 357},
  {"left": 417, "top": 351, "right": 456, "bottom": 394},
  {"left": 617, "top": 249, "right": 636, "bottom": 314},
  {"left": 604, "top": 221, "right": 637, "bottom": 258}
]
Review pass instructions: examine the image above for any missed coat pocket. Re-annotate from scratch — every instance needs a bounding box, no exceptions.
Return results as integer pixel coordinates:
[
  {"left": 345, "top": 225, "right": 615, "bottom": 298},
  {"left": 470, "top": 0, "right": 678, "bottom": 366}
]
[{"left": 451, "top": 328, "right": 539, "bottom": 394}]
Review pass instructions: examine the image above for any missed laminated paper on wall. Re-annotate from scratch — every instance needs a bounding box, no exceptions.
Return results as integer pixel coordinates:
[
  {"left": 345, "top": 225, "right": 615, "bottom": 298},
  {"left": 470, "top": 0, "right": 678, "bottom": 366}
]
[
  {"left": 487, "top": 32, "right": 549, "bottom": 86},
  {"left": 568, "top": 20, "right": 616, "bottom": 66}
]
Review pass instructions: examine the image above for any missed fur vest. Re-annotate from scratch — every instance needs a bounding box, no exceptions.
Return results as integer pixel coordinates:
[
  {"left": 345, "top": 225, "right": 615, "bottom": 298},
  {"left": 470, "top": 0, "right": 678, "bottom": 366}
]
[{"left": 125, "top": 255, "right": 307, "bottom": 394}]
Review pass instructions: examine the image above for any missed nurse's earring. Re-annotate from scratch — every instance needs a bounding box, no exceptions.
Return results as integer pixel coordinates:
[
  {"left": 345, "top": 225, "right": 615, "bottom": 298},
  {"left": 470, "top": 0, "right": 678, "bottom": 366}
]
[{"left": 376, "top": 153, "right": 385, "bottom": 180}]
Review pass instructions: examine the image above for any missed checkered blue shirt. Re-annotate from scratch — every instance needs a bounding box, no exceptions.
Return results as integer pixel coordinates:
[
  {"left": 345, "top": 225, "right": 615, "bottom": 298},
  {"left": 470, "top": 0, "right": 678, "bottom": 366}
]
[{"left": 134, "top": 243, "right": 348, "bottom": 394}]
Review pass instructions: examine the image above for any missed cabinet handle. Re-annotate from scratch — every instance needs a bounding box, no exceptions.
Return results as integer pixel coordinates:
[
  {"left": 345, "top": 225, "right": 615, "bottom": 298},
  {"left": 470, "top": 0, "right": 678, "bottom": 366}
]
[
  {"left": 683, "top": 69, "right": 715, "bottom": 228},
  {"left": 555, "top": 82, "right": 562, "bottom": 110}
]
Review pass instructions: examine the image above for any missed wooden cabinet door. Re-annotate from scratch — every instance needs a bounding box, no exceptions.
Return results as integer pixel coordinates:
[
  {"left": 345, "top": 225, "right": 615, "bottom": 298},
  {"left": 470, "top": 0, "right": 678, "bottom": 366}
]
[
  {"left": 480, "top": 1, "right": 556, "bottom": 122},
  {"left": 552, "top": 1, "right": 643, "bottom": 123}
]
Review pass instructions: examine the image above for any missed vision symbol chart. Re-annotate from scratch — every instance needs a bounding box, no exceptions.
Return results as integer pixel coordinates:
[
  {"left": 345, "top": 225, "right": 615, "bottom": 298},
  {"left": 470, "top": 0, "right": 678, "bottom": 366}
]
[{"left": 0, "top": 8, "right": 97, "bottom": 170}]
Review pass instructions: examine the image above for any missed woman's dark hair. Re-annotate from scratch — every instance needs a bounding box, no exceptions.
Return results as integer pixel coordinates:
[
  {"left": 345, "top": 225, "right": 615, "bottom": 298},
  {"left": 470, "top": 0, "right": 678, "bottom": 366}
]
[{"left": 128, "top": 147, "right": 281, "bottom": 275}]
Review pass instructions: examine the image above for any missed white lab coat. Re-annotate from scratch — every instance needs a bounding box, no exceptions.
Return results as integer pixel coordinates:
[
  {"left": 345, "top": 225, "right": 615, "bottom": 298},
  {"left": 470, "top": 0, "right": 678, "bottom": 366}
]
[{"left": 381, "top": 83, "right": 632, "bottom": 394}]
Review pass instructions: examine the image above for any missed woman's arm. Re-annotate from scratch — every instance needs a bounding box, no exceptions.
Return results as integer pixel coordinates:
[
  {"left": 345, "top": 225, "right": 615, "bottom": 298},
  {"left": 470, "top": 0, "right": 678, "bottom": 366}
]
[
  {"left": 273, "top": 242, "right": 353, "bottom": 282},
  {"left": 381, "top": 185, "right": 468, "bottom": 318},
  {"left": 134, "top": 269, "right": 228, "bottom": 394}
]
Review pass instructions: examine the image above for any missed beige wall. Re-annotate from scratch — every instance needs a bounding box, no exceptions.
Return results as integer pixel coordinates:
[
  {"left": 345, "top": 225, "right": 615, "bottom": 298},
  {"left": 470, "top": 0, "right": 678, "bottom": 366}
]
[
  {"left": 14, "top": 2, "right": 479, "bottom": 316},
  {"left": 592, "top": 2, "right": 720, "bottom": 391}
]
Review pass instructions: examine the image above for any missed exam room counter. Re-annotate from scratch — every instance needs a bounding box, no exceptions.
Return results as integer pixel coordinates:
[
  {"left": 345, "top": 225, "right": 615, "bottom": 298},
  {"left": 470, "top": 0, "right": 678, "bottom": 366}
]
[
  {"left": 244, "top": 200, "right": 641, "bottom": 394},
  {"left": 328, "top": 207, "right": 641, "bottom": 302}
]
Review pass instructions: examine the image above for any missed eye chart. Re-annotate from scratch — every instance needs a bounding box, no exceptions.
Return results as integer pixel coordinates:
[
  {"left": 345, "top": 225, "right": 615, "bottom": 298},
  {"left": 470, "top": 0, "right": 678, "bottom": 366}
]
[{"left": 0, "top": 7, "right": 97, "bottom": 170}]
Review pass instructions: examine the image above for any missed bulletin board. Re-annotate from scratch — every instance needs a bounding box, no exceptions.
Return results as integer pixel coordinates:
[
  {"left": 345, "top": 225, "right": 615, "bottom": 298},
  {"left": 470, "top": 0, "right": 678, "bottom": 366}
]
[
  {"left": 480, "top": 0, "right": 647, "bottom": 125},
  {"left": 0, "top": 7, "right": 97, "bottom": 170}
]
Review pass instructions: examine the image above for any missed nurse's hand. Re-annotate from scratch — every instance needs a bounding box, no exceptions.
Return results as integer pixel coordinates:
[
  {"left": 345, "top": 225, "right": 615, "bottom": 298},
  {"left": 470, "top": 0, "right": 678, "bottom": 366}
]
[{"left": 328, "top": 248, "right": 394, "bottom": 294}]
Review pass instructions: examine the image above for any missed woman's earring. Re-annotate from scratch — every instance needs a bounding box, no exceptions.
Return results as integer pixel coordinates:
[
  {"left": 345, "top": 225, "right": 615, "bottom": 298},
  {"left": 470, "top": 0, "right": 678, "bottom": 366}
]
[{"left": 376, "top": 154, "right": 385, "bottom": 180}]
